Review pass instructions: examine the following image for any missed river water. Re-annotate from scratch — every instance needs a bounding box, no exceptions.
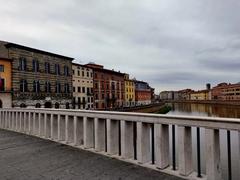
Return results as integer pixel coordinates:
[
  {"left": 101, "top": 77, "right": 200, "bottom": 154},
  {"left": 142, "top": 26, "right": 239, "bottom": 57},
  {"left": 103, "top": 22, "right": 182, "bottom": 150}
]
[{"left": 167, "top": 103, "right": 240, "bottom": 180}]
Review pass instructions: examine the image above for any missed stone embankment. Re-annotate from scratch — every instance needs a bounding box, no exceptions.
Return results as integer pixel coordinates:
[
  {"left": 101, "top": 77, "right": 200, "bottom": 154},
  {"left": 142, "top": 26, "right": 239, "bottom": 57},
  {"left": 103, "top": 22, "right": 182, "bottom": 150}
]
[{"left": 166, "top": 100, "right": 240, "bottom": 106}]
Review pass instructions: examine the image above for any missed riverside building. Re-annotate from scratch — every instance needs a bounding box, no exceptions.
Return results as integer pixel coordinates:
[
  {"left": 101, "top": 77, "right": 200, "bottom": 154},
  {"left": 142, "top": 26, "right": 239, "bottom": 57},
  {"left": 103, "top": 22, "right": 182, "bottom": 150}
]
[
  {"left": 0, "top": 41, "right": 73, "bottom": 108},
  {"left": 0, "top": 57, "right": 12, "bottom": 107},
  {"left": 85, "top": 63, "right": 125, "bottom": 110},
  {"left": 72, "top": 63, "right": 94, "bottom": 109},
  {"left": 124, "top": 73, "right": 135, "bottom": 107},
  {"left": 134, "top": 80, "right": 152, "bottom": 105}
]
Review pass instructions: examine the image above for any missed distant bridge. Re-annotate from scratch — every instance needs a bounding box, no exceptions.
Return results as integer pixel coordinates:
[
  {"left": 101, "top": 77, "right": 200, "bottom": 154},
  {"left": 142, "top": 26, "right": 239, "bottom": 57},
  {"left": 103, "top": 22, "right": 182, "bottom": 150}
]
[{"left": 1, "top": 108, "right": 240, "bottom": 180}]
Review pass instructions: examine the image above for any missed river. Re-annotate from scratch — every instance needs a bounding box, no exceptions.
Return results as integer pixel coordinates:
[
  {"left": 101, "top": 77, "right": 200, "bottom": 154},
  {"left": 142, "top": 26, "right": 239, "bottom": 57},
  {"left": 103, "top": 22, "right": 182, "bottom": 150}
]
[{"left": 167, "top": 103, "right": 240, "bottom": 180}]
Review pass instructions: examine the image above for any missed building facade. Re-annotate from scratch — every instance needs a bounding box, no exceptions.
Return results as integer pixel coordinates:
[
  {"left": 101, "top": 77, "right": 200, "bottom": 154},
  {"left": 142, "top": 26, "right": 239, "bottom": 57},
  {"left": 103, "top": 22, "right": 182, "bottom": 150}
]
[
  {"left": 178, "top": 89, "right": 194, "bottom": 100},
  {"left": 134, "top": 80, "right": 152, "bottom": 105},
  {"left": 190, "top": 90, "right": 210, "bottom": 100},
  {"left": 72, "top": 63, "right": 94, "bottom": 109},
  {"left": 0, "top": 57, "right": 12, "bottom": 107},
  {"left": 1, "top": 41, "right": 73, "bottom": 108},
  {"left": 86, "top": 63, "right": 125, "bottom": 110},
  {"left": 124, "top": 74, "right": 135, "bottom": 107},
  {"left": 212, "top": 83, "right": 240, "bottom": 101}
]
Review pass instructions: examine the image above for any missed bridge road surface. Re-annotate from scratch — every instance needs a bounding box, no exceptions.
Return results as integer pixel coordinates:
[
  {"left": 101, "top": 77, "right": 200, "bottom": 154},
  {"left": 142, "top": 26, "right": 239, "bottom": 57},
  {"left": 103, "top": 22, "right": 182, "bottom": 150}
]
[{"left": 0, "top": 129, "right": 183, "bottom": 180}]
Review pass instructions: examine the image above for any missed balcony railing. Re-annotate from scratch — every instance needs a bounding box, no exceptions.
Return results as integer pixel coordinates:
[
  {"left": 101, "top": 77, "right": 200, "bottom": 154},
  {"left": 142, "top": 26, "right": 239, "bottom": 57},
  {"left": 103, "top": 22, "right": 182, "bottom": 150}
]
[{"left": 0, "top": 108, "right": 240, "bottom": 180}]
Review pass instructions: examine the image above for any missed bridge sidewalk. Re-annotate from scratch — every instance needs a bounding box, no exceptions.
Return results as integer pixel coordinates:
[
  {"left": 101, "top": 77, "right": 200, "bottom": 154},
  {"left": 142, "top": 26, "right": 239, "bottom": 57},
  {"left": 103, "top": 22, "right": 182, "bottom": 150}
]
[{"left": 0, "top": 129, "right": 183, "bottom": 180}]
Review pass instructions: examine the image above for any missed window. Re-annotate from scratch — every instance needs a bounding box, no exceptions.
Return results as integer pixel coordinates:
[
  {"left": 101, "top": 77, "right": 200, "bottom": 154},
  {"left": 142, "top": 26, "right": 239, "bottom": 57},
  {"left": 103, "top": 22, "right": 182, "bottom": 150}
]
[
  {"left": 19, "top": 57, "right": 27, "bottom": 71},
  {"left": 64, "top": 66, "right": 69, "bottom": 76},
  {"left": 45, "top": 81, "right": 51, "bottom": 93},
  {"left": 0, "top": 65, "right": 4, "bottom": 72},
  {"left": 82, "top": 71, "right": 84, "bottom": 77},
  {"left": 78, "top": 86, "right": 81, "bottom": 93},
  {"left": 73, "top": 86, "right": 76, "bottom": 92},
  {"left": 102, "top": 93, "right": 104, "bottom": 99},
  {"left": 33, "top": 80, "right": 40, "bottom": 93},
  {"left": 88, "top": 97, "right": 90, "bottom": 102},
  {"left": 55, "top": 81, "right": 61, "bottom": 93},
  {"left": 82, "top": 87, "right": 85, "bottom": 93},
  {"left": 55, "top": 64, "right": 60, "bottom": 75},
  {"left": 64, "top": 83, "right": 69, "bottom": 93},
  {"left": 87, "top": 87, "right": 90, "bottom": 94},
  {"left": 32, "top": 59, "right": 39, "bottom": 72},
  {"left": 87, "top": 72, "right": 89, "bottom": 77},
  {"left": 95, "top": 94, "right": 98, "bottom": 100},
  {"left": 78, "top": 70, "right": 80, "bottom": 76},
  {"left": 91, "top": 72, "right": 93, "bottom": 77},
  {"left": 72, "top": 70, "right": 75, "bottom": 75},
  {"left": 20, "top": 80, "right": 28, "bottom": 92},
  {"left": 0, "top": 78, "right": 5, "bottom": 91},
  {"left": 45, "top": 62, "right": 50, "bottom": 73}
]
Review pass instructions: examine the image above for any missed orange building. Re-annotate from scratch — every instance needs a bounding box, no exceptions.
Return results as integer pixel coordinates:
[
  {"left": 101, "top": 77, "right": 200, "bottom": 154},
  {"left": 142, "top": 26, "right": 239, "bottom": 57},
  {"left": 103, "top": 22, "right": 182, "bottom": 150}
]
[
  {"left": 0, "top": 57, "right": 12, "bottom": 107},
  {"left": 212, "top": 82, "right": 240, "bottom": 101}
]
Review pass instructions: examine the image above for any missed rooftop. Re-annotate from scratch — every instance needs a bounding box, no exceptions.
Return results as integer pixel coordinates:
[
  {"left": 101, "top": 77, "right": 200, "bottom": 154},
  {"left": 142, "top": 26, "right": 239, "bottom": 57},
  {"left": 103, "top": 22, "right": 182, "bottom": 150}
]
[{"left": 3, "top": 41, "right": 74, "bottom": 61}]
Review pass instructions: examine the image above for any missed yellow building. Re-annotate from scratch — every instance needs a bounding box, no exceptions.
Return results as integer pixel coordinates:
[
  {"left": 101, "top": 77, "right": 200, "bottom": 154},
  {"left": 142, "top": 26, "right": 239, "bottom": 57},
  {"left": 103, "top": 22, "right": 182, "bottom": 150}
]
[
  {"left": 190, "top": 90, "right": 209, "bottom": 100},
  {"left": 124, "top": 74, "right": 135, "bottom": 106},
  {"left": 0, "top": 58, "right": 12, "bottom": 107}
]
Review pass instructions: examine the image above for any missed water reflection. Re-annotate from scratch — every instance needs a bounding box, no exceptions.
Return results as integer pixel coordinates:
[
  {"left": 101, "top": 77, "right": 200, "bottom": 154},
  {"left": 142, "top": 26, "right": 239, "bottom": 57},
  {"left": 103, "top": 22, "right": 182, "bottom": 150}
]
[{"left": 168, "top": 102, "right": 240, "bottom": 118}]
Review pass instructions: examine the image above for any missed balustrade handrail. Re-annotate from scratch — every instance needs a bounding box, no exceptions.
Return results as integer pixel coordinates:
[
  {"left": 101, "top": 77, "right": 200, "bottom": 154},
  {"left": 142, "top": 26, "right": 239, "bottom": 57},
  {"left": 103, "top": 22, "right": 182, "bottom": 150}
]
[
  {"left": 1, "top": 108, "right": 240, "bottom": 131},
  {"left": 0, "top": 108, "right": 240, "bottom": 180}
]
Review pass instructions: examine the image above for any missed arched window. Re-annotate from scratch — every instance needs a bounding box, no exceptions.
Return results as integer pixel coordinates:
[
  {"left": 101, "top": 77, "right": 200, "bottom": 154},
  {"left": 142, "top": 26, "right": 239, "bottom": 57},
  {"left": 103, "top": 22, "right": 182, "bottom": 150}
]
[
  {"left": 32, "top": 59, "right": 39, "bottom": 72},
  {"left": 55, "top": 64, "right": 60, "bottom": 75},
  {"left": 20, "top": 80, "right": 28, "bottom": 92},
  {"left": 44, "top": 102, "right": 52, "bottom": 108},
  {"left": 35, "top": 103, "right": 41, "bottom": 108},
  {"left": 55, "top": 81, "right": 61, "bottom": 93},
  {"left": 65, "top": 102, "right": 70, "bottom": 109},
  {"left": 64, "top": 66, "right": 69, "bottom": 76},
  {"left": 19, "top": 57, "right": 27, "bottom": 71},
  {"left": 33, "top": 80, "right": 40, "bottom": 93},
  {"left": 55, "top": 102, "right": 60, "bottom": 109},
  {"left": 45, "top": 81, "right": 51, "bottom": 93},
  {"left": 64, "top": 83, "right": 69, "bottom": 93},
  {"left": 20, "top": 103, "right": 27, "bottom": 108}
]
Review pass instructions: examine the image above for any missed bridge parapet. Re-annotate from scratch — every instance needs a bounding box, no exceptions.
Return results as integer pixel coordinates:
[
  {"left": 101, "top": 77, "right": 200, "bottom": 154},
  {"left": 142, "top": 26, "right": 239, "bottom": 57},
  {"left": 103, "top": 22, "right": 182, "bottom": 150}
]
[{"left": 0, "top": 108, "right": 240, "bottom": 180}]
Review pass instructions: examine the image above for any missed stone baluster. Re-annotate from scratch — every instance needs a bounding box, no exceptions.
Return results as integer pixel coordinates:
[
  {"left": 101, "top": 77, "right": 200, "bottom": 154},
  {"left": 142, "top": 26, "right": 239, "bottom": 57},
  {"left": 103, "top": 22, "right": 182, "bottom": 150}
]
[
  {"left": 155, "top": 124, "right": 169, "bottom": 169},
  {"left": 73, "top": 116, "right": 83, "bottom": 146},
  {"left": 33, "top": 112, "right": 37, "bottom": 135},
  {"left": 106, "top": 119, "right": 119, "bottom": 155},
  {"left": 23, "top": 112, "right": 27, "bottom": 132},
  {"left": 121, "top": 120, "right": 134, "bottom": 159},
  {"left": 94, "top": 118, "right": 105, "bottom": 152},
  {"left": 205, "top": 128, "right": 223, "bottom": 180},
  {"left": 83, "top": 116, "right": 94, "bottom": 149},
  {"left": 137, "top": 122, "right": 151, "bottom": 163},
  {"left": 65, "top": 115, "right": 74, "bottom": 144},
  {"left": 65, "top": 115, "right": 69, "bottom": 143},
  {"left": 58, "top": 115, "right": 66, "bottom": 141},
  {"left": 178, "top": 126, "right": 193, "bottom": 176},
  {"left": 44, "top": 114, "right": 51, "bottom": 138}
]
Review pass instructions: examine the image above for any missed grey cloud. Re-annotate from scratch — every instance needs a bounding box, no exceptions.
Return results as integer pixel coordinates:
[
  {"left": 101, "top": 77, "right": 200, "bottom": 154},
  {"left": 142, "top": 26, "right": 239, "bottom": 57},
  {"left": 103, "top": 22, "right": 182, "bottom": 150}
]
[{"left": 1, "top": 0, "right": 240, "bottom": 93}]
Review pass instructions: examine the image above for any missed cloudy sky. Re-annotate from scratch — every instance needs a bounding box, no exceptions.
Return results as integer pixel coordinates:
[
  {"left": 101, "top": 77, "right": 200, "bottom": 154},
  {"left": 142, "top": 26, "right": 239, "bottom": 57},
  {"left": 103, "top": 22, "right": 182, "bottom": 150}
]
[{"left": 0, "top": 0, "right": 239, "bottom": 93}]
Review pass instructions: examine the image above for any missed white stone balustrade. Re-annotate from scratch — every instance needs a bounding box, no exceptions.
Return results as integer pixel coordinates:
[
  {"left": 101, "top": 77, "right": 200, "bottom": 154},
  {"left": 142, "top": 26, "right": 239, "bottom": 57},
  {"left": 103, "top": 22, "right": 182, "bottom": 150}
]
[{"left": 0, "top": 108, "right": 240, "bottom": 180}]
